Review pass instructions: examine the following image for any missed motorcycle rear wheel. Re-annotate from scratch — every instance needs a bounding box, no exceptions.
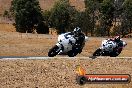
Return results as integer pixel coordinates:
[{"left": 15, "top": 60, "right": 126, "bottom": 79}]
[
  {"left": 68, "top": 50, "right": 78, "bottom": 57},
  {"left": 110, "top": 51, "right": 119, "bottom": 57},
  {"left": 48, "top": 45, "right": 60, "bottom": 57}
]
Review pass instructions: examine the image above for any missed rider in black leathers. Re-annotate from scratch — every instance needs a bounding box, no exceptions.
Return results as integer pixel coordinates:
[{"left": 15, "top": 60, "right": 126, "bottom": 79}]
[{"left": 71, "top": 27, "right": 85, "bottom": 53}]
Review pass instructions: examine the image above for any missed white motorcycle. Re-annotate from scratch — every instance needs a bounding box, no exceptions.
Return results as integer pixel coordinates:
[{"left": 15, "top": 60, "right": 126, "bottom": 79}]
[
  {"left": 48, "top": 32, "right": 88, "bottom": 57},
  {"left": 93, "top": 39, "right": 127, "bottom": 57}
]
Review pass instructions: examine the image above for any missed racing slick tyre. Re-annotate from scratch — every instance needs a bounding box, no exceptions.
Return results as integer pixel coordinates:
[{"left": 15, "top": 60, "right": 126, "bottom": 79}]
[
  {"left": 48, "top": 45, "right": 60, "bottom": 57},
  {"left": 110, "top": 51, "right": 119, "bottom": 57},
  {"left": 93, "top": 48, "right": 102, "bottom": 56},
  {"left": 67, "top": 50, "right": 78, "bottom": 57}
]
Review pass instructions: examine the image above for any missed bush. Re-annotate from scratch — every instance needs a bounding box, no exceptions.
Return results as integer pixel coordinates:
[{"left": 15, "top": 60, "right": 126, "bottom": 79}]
[{"left": 11, "top": 0, "right": 47, "bottom": 33}]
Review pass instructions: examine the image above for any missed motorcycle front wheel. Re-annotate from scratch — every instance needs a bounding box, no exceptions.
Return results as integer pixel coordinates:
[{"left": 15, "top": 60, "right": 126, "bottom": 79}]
[
  {"left": 48, "top": 45, "right": 60, "bottom": 57},
  {"left": 93, "top": 48, "right": 102, "bottom": 56}
]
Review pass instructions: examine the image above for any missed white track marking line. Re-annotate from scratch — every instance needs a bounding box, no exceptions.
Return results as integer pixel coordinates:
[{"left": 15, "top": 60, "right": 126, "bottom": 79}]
[{"left": 0, "top": 56, "right": 132, "bottom": 60}]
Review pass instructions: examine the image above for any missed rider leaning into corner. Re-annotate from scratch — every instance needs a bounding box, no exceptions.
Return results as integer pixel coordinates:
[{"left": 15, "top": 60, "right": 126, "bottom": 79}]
[
  {"left": 108, "top": 35, "right": 127, "bottom": 54},
  {"left": 65, "top": 27, "right": 85, "bottom": 53}
]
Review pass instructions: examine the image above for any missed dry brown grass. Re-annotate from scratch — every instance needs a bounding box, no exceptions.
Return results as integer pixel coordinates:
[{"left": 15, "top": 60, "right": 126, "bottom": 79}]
[
  {"left": 0, "top": 58, "right": 132, "bottom": 88},
  {"left": 0, "top": 23, "right": 16, "bottom": 32}
]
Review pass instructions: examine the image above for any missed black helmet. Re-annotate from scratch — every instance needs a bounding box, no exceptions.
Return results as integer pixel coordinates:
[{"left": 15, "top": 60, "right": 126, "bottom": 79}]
[
  {"left": 73, "top": 27, "right": 81, "bottom": 35},
  {"left": 114, "top": 36, "right": 120, "bottom": 42}
]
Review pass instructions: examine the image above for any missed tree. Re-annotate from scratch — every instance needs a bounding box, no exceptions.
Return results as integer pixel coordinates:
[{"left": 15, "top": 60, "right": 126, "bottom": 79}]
[
  {"left": 74, "top": 11, "right": 92, "bottom": 36},
  {"left": 49, "top": 0, "right": 77, "bottom": 33},
  {"left": 66, "top": 6, "right": 78, "bottom": 32},
  {"left": 36, "top": 21, "right": 49, "bottom": 34},
  {"left": 99, "top": 0, "right": 115, "bottom": 36},
  {"left": 11, "top": 0, "right": 48, "bottom": 33},
  {"left": 97, "top": 0, "right": 104, "bottom": 3},
  {"left": 43, "top": 10, "right": 51, "bottom": 27},
  {"left": 120, "top": 0, "right": 132, "bottom": 37},
  {"left": 84, "top": 0, "right": 100, "bottom": 36}
]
